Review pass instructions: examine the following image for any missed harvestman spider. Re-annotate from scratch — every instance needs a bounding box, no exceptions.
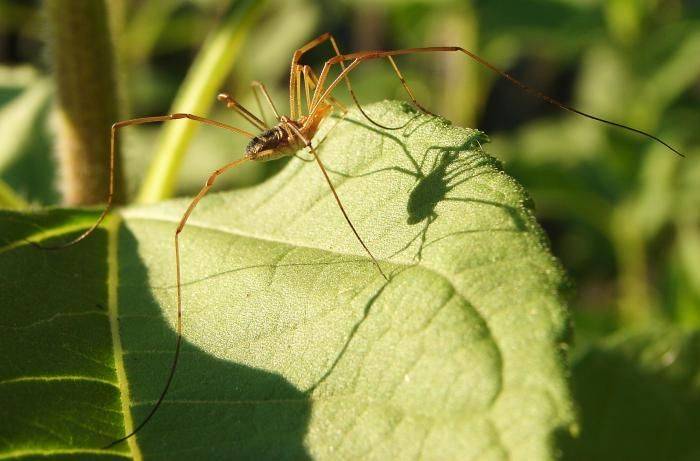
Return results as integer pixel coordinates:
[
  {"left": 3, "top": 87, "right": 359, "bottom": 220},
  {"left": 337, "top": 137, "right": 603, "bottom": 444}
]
[{"left": 34, "top": 32, "right": 683, "bottom": 447}]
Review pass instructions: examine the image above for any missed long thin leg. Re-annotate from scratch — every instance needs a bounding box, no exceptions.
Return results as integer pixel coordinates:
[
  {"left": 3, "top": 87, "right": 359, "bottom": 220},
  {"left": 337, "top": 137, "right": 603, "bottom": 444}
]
[
  {"left": 294, "top": 65, "right": 304, "bottom": 120},
  {"left": 251, "top": 84, "right": 270, "bottom": 128},
  {"left": 285, "top": 122, "right": 387, "bottom": 280},
  {"left": 290, "top": 32, "right": 335, "bottom": 118},
  {"left": 289, "top": 33, "right": 365, "bottom": 121},
  {"left": 311, "top": 53, "right": 431, "bottom": 119},
  {"left": 251, "top": 80, "right": 281, "bottom": 123},
  {"left": 292, "top": 97, "right": 347, "bottom": 165},
  {"left": 302, "top": 66, "right": 313, "bottom": 114},
  {"left": 301, "top": 65, "right": 347, "bottom": 114},
  {"left": 294, "top": 34, "right": 404, "bottom": 130},
  {"left": 386, "top": 56, "right": 434, "bottom": 115},
  {"left": 309, "top": 48, "right": 684, "bottom": 157},
  {"left": 217, "top": 93, "right": 268, "bottom": 130},
  {"left": 33, "top": 114, "right": 253, "bottom": 251},
  {"left": 291, "top": 33, "right": 377, "bottom": 128},
  {"left": 104, "top": 156, "right": 249, "bottom": 448},
  {"left": 287, "top": 65, "right": 341, "bottom": 163},
  {"left": 326, "top": 36, "right": 402, "bottom": 130}
]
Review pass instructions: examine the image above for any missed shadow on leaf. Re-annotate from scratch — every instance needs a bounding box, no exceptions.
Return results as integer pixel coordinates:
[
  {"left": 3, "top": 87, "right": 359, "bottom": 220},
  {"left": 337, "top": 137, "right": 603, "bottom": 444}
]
[
  {"left": 117, "top": 226, "right": 312, "bottom": 460},
  {"left": 331, "top": 116, "right": 526, "bottom": 262}
]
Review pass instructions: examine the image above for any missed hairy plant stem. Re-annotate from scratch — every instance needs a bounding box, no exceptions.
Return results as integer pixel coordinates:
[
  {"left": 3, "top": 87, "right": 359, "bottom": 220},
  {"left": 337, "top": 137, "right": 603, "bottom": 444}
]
[{"left": 45, "top": 0, "right": 124, "bottom": 205}]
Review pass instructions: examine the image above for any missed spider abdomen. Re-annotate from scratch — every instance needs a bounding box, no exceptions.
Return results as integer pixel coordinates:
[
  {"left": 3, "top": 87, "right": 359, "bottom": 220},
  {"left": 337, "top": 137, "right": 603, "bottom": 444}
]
[{"left": 245, "top": 126, "right": 287, "bottom": 158}]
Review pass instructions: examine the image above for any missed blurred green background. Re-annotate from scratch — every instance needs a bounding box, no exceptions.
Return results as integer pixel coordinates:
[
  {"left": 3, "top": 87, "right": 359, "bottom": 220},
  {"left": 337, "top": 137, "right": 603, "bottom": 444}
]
[{"left": 1, "top": 0, "right": 698, "bottom": 355}]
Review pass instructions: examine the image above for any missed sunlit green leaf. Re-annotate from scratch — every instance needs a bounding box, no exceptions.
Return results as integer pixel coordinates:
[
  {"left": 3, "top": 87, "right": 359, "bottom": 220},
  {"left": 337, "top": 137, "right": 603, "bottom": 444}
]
[{"left": 1, "top": 101, "right": 574, "bottom": 460}]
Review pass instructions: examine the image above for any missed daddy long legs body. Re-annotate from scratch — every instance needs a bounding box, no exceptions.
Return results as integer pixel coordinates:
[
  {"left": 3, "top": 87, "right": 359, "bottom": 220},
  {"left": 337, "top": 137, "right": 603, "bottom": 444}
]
[{"left": 33, "top": 32, "right": 683, "bottom": 448}]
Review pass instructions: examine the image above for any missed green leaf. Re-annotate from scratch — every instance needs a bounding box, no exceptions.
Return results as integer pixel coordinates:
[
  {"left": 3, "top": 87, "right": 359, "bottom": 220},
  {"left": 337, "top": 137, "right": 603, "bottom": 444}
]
[
  {"left": 0, "top": 179, "right": 26, "bottom": 210},
  {"left": 0, "top": 76, "right": 53, "bottom": 206},
  {"left": 566, "top": 326, "right": 700, "bottom": 461},
  {"left": 1, "top": 101, "right": 574, "bottom": 460}
]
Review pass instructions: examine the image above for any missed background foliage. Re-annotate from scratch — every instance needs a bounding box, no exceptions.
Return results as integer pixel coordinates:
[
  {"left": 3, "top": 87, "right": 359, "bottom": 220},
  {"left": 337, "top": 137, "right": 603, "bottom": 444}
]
[{"left": 1, "top": 0, "right": 699, "bottom": 459}]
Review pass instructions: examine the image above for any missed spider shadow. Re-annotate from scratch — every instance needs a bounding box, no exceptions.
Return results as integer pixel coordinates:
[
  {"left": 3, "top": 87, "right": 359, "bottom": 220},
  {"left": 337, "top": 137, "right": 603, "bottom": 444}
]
[
  {"left": 331, "top": 115, "right": 527, "bottom": 262},
  {"left": 118, "top": 227, "right": 312, "bottom": 460},
  {"left": 294, "top": 115, "right": 529, "bottom": 393},
  {"left": 305, "top": 271, "right": 396, "bottom": 394}
]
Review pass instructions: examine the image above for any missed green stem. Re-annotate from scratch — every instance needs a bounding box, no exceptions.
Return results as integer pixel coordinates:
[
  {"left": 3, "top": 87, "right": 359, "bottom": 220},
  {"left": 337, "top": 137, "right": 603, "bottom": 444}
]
[
  {"left": 0, "top": 179, "right": 28, "bottom": 210},
  {"left": 136, "top": 0, "right": 265, "bottom": 204},
  {"left": 45, "top": 0, "right": 123, "bottom": 205}
]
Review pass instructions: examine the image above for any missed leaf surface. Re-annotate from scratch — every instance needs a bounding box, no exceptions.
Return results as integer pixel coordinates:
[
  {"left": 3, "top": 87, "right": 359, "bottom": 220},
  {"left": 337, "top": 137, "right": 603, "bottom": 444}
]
[{"left": 1, "top": 101, "right": 574, "bottom": 460}]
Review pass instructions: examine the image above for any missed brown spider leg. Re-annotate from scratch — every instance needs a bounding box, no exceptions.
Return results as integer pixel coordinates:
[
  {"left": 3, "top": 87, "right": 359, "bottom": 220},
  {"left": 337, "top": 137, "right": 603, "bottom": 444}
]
[
  {"left": 289, "top": 32, "right": 364, "bottom": 117},
  {"left": 311, "top": 48, "right": 684, "bottom": 157},
  {"left": 284, "top": 122, "right": 388, "bottom": 280},
  {"left": 33, "top": 114, "right": 253, "bottom": 251},
  {"left": 292, "top": 33, "right": 402, "bottom": 130},
  {"left": 386, "top": 56, "right": 435, "bottom": 116},
  {"left": 293, "top": 153, "right": 315, "bottom": 163},
  {"left": 302, "top": 65, "right": 314, "bottom": 114},
  {"left": 290, "top": 33, "right": 367, "bottom": 121},
  {"left": 302, "top": 65, "right": 347, "bottom": 114},
  {"left": 290, "top": 32, "right": 335, "bottom": 119},
  {"left": 216, "top": 93, "right": 267, "bottom": 130},
  {"left": 251, "top": 80, "right": 281, "bottom": 123},
  {"left": 294, "top": 65, "right": 304, "bottom": 119},
  {"left": 310, "top": 53, "right": 434, "bottom": 123},
  {"left": 325, "top": 35, "right": 406, "bottom": 130},
  {"left": 305, "top": 58, "right": 363, "bottom": 132},
  {"left": 293, "top": 97, "right": 346, "bottom": 165},
  {"left": 251, "top": 84, "right": 270, "bottom": 127},
  {"left": 104, "top": 156, "right": 250, "bottom": 448}
]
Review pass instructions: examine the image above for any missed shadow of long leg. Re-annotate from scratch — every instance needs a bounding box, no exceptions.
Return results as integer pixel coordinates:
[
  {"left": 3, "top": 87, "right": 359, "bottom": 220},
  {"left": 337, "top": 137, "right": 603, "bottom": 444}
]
[{"left": 105, "top": 156, "right": 250, "bottom": 448}]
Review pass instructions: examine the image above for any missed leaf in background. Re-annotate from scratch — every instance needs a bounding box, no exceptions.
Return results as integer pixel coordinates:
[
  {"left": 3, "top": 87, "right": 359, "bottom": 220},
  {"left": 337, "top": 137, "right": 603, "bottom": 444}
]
[
  {"left": 0, "top": 76, "right": 54, "bottom": 205},
  {"left": 1, "top": 102, "right": 574, "bottom": 460},
  {"left": 0, "top": 78, "right": 50, "bottom": 173},
  {"left": 478, "top": 0, "right": 603, "bottom": 54},
  {"left": 634, "top": 30, "right": 700, "bottom": 127},
  {"left": 565, "top": 326, "right": 700, "bottom": 461},
  {"left": 0, "top": 179, "right": 25, "bottom": 209},
  {"left": 136, "top": 0, "right": 266, "bottom": 204},
  {"left": 489, "top": 118, "right": 612, "bottom": 234},
  {"left": 0, "top": 65, "right": 39, "bottom": 105},
  {"left": 669, "top": 149, "right": 700, "bottom": 327}
]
